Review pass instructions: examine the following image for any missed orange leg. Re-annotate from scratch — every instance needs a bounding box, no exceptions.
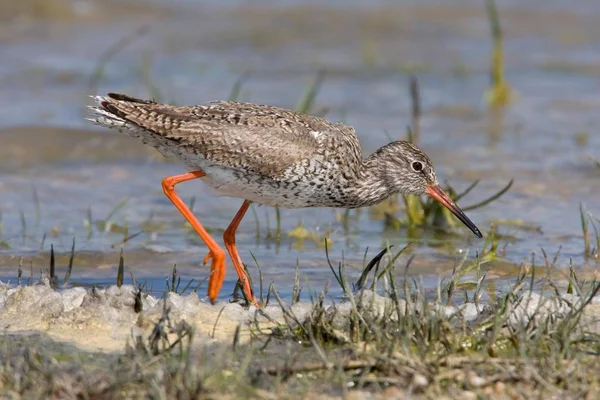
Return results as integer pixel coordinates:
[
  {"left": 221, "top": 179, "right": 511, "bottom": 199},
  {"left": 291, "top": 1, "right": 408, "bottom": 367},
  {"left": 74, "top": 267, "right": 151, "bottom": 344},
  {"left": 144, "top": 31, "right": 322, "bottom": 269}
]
[
  {"left": 162, "top": 171, "right": 226, "bottom": 304},
  {"left": 223, "top": 200, "right": 258, "bottom": 306}
]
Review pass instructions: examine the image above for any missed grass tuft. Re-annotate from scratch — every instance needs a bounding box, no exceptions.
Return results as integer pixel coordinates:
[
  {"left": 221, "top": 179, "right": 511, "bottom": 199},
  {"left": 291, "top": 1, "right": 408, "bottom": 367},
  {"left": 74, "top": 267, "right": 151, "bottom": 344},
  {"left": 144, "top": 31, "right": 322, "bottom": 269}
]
[
  {"left": 580, "top": 203, "right": 600, "bottom": 259},
  {"left": 49, "top": 244, "right": 56, "bottom": 289},
  {"left": 116, "top": 249, "right": 124, "bottom": 288},
  {"left": 228, "top": 72, "right": 249, "bottom": 101},
  {"left": 62, "top": 238, "right": 76, "bottom": 287},
  {"left": 1, "top": 242, "right": 599, "bottom": 398},
  {"left": 409, "top": 75, "right": 421, "bottom": 145}
]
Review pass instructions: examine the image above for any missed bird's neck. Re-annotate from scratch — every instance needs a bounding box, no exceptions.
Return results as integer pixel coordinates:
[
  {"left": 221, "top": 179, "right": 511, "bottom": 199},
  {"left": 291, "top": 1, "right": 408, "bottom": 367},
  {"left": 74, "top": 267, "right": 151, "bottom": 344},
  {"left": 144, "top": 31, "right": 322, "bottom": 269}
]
[{"left": 342, "top": 155, "right": 394, "bottom": 208}]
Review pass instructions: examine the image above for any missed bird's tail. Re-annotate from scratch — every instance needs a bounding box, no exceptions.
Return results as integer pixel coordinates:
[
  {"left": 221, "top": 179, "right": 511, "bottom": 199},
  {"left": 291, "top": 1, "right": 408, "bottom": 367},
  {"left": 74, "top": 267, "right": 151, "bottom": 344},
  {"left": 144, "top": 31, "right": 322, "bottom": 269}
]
[{"left": 86, "top": 93, "right": 156, "bottom": 132}]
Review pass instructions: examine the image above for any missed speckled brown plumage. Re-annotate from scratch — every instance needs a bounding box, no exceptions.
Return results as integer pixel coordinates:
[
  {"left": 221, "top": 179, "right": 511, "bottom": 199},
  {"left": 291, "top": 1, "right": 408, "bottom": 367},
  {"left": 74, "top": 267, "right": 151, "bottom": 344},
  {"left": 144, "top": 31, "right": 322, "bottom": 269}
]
[
  {"left": 87, "top": 92, "right": 482, "bottom": 305},
  {"left": 89, "top": 94, "right": 434, "bottom": 208}
]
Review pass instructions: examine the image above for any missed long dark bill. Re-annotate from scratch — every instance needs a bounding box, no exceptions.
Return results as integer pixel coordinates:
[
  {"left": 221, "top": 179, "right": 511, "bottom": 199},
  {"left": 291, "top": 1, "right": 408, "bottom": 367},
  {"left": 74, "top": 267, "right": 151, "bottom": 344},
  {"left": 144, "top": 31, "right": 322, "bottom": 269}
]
[{"left": 427, "top": 185, "right": 483, "bottom": 238}]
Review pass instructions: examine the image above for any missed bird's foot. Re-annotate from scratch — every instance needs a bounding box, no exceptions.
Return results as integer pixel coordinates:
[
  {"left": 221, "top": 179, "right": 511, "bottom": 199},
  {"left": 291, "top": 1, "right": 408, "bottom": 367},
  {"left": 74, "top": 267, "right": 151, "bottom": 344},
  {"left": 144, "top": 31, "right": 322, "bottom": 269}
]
[{"left": 203, "top": 249, "right": 226, "bottom": 304}]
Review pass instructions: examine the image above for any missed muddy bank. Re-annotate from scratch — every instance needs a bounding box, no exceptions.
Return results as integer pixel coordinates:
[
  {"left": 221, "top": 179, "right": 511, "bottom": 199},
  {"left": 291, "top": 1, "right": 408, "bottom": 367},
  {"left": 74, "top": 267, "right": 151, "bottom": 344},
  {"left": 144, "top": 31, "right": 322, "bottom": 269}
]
[
  {"left": 1, "top": 279, "right": 599, "bottom": 354},
  {"left": 0, "top": 0, "right": 172, "bottom": 25},
  {"left": 0, "top": 281, "right": 308, "bottom": 352}
]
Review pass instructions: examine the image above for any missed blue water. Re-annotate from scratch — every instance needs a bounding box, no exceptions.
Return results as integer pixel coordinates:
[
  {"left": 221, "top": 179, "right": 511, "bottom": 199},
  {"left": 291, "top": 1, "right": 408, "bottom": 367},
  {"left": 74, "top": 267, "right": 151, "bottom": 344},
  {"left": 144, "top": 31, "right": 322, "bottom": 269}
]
[{"left": 0, "top": 0, "right": 598, "bottom": 301}]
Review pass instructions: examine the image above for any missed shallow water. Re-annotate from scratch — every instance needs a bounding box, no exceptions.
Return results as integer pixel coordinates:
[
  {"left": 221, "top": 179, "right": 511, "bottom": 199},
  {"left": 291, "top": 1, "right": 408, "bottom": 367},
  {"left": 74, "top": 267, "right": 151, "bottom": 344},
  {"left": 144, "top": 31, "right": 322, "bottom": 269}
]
[{"left": 0, "top": 0, "right": 599, "bottom": 302}]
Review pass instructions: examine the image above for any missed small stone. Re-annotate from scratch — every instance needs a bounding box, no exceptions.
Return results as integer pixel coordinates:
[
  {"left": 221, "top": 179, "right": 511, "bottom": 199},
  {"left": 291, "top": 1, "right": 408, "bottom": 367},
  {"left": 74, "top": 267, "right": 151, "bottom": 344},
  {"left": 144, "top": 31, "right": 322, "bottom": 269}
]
[
  {"left": 62, "top": 287, "right": 87, "bottom": 312},
  {"left": 159, "top": 292, "right": 200, "bottom": 315},
  {"left": 494, "top": 381, "right": 506, "bottom": 394},
  {"left": 355, "top": 289, "right": 407, "bottom": 320},
  {"left": 220, "top": 301, "right": 252, "bottom": 322},
  {"left": 466, "top": 371, "right": 486, "bottom": 388},
  {"left": 330, "top": 301, "right": 353, "bottom": 328},
  {"left": 459, "top": 303, "right": 483, "bottom": 321},
  {"left": 334, "top": 301, "right": 353, "bottom": 316},
  {"left": 104, "top": 285, "right": 137, "bottom": 308},
  {"left": 105, "top": 286, "right": 120, "bottom": 297},
  {"left": 441, "top": 304, "right": 458, "bottom": 317},
  {"left": 291, "top": 302, "right": 312, "bottom": 321},
  {"left": 345, "top": 390, "right": 375, "bottom": 400},
  {"left": 461, "top": 391, "right": 477, "bottom": 400},
  {"left": 412, "top": 373, "right": 428, "bottom": 388},
  {"left": 143, "top": 294, "right": 159, "bottom": 309},
  {"left": 379, "top": 387, "right": 406, "bottom": 399},
  {"left": 507, "top": 292, "right": 575, "bottom": 328},
  {"left": 262, "top": 304, "right": 285, "bottom": 321}
]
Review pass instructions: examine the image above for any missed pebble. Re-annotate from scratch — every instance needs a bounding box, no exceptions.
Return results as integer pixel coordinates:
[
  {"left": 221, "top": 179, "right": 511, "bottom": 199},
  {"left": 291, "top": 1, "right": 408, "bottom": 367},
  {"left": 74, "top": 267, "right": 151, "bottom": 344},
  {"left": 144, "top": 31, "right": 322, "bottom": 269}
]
[{"left": 412, "top": 373, "right": 428, "bottom": 388}]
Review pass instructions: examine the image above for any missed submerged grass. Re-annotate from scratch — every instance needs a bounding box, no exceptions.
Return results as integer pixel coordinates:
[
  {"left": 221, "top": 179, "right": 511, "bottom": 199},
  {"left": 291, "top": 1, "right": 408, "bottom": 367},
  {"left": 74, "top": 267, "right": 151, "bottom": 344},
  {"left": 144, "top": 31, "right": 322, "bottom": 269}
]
[
  {"left": 409, "top": 75, "right": 421, "bottom": 145},
  {"left": 484, "top": 0, "right": 512, "bottom": 108},
  {"left": 86, "top": 25, "right": 150, "bottom": 106},
  {"left": 580, "top": 203, "right": 600, "bottom": 260}
]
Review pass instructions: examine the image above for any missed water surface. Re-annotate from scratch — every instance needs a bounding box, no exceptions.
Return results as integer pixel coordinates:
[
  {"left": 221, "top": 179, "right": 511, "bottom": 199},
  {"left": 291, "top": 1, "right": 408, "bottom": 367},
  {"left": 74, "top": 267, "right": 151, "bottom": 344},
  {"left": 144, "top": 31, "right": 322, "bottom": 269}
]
[{"left": 0, "top": 0, "right": 599, "bottom": 301}]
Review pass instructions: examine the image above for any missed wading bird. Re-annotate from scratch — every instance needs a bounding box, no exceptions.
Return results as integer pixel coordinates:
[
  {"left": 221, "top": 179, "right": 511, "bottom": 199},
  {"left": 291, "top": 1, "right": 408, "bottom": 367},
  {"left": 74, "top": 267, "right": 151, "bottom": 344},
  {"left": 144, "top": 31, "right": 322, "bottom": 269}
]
[{"left": 88, "top": 93, "right": 482, "bottom": 306}]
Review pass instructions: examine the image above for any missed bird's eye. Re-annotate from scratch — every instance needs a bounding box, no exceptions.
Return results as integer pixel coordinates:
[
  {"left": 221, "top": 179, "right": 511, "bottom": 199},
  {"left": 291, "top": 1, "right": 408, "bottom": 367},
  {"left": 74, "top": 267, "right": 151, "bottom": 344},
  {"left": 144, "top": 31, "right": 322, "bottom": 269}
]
[{"left": 412, "top": 161, "right": 423, "bottom": 172}]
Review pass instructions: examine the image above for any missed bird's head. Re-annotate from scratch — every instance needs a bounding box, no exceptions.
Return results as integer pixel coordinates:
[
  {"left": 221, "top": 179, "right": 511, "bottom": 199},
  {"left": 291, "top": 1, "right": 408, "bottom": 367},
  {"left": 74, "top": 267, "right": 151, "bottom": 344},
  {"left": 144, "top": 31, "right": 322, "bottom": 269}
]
[{"left": 377, "top": 141, "right": 482, "bottom": 238}]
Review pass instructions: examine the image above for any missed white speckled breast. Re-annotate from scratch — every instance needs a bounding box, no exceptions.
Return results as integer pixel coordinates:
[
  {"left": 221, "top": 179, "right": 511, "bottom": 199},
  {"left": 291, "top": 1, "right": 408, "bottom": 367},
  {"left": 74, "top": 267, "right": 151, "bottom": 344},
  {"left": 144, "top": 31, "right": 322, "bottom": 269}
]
[{"left": 198, "top": 158, "right": 336, "bottom": 209}]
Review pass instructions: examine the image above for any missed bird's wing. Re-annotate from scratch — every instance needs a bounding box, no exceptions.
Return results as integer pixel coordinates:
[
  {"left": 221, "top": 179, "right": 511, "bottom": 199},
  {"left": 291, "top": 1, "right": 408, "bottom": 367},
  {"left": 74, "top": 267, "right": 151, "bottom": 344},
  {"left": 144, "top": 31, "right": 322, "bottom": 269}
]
[{"left": 93, "top": 93, "right": 362, "bottom": 179}]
